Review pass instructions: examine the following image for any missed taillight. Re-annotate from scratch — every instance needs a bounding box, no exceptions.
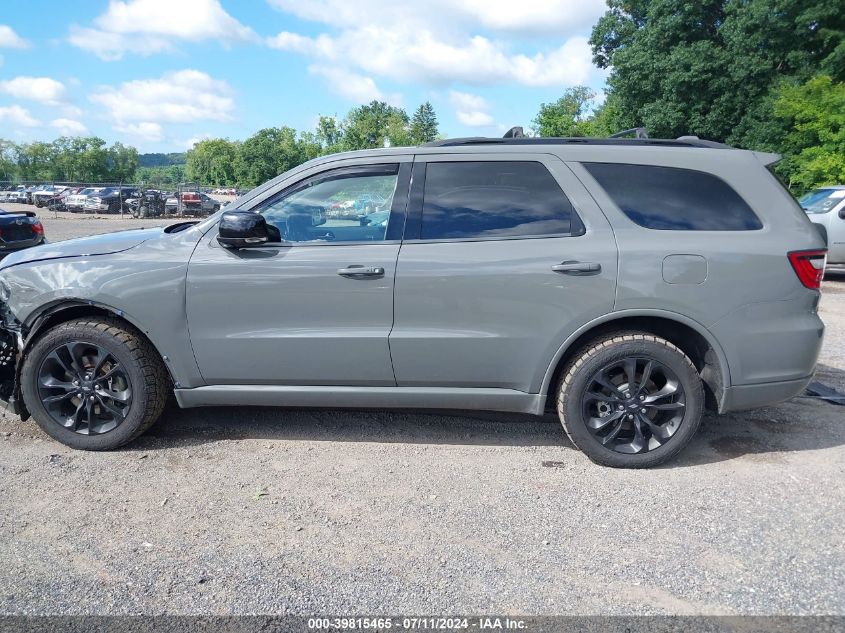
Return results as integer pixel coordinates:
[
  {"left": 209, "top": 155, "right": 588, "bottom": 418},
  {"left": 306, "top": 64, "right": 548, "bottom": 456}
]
[
  {"left": 31, "top": 221, "right": 44, "bottom": 235},
  {"left": 788, "top": 249, "right": 826, "bottom": 290}
]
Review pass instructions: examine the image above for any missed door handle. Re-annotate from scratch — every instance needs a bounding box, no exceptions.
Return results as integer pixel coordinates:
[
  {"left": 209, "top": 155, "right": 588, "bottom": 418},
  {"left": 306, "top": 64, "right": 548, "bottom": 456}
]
[
  {"left": 337, "top": 265, "right": 385, "bottom": 277},
  {"left": 551, "top": 261, "right": 602, "bottom": 275}
]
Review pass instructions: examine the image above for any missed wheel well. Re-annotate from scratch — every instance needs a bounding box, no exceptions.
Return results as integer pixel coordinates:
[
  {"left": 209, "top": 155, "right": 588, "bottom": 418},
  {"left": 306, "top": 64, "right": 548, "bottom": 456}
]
[
  {"left": 544, "top": 316, "right": 724, "bottom": 413},
  {"left": 25, "top": 304, "right": 172, "bottom": 382}
]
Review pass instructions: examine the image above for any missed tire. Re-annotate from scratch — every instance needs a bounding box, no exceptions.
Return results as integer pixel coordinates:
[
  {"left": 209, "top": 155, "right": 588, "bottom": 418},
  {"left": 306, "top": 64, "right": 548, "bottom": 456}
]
[
  {"left": 557, "top": 332, "right": 704, "bottom": 468},
  {"left": 21, "top": 318, "right": 170, "bottom": 451}
]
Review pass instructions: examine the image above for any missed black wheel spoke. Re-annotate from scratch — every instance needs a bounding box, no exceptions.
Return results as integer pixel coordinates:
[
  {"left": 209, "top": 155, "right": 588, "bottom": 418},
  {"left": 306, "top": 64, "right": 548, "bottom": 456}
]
[
  {"left": 581, "top": 355, "right": 686, "bottom": 455},
  {"left": 37, "top": 340, "right": 133, "bottom": 436},
  {"left": 636, "top": 360, "right": 654, "bottom": 395}
]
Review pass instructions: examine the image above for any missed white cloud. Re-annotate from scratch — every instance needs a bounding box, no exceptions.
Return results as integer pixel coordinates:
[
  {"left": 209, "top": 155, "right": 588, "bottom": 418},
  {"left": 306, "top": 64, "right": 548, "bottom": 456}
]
[
  {"left": 90, "top": 69, "right": 235, "bottom": 125},
  {"left": 0, "top": 76, "right": 67, "bottom": 104},
  {"left": 0, "top": 105, "right": 40, "bottom": 127},
  {"left": 50, "top": 118, "right": 88, "bottom": 135},
  {"left": 115, "top": 122, "right": 165, "bottom": 142},
  {"left": 449, "top": 90, "right": 494, "bottom": 127},
  {"left": 185, "top": 132, "right": 212, "bottom": 149},
  {"left": 0, "top": 25, "right": 29, "bottom": 49},
  {"left": 309, "top": 65, "right": 402, "bottom": 105},
  {"left": 267, "top": 26, "right": 595, "bottom": 88},
  {"left": 68, "top": 0, "right": 256, "bottom": 60},
  {"left": 267, "top": 0, "right": 605, "bottom": 36}
]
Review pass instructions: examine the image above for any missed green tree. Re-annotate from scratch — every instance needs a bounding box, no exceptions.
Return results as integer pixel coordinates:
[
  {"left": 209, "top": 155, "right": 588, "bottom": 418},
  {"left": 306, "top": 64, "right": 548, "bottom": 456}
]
[
  {"left": 409, "top": 102, "right": 439, "bottom": 143},
  {"left": 589, "top": 0, "right": 845, "bottom": 144},
  {"left": 0, "top": 140, "right": 16, "bottom": 181},
  {"left": 533, "top": 87, "right": 618, "bottom": 137},
  {"left": 106, "top": 142, "right": 139, "bottom": 182},
  {"left": 772, "top": 75, "right": 845, "bottom": 192},
  {"left": 234, "top": 127, "right": 306, "bottom": 188},
  {"left": 187, "top": 138, "right": 239, "bottom": 185},
  {"left": 341, "top": 101, "right": 410, "bottom": 149}
]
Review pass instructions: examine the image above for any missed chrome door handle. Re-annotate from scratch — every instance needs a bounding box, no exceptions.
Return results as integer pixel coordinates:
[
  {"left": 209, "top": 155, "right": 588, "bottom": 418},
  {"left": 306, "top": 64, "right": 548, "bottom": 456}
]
[
  {"left": 337, "top": 265, "right": 385, "bottom": 277},
  {"left": 551, "top": 261, "right": 602, "bottom": 275}
]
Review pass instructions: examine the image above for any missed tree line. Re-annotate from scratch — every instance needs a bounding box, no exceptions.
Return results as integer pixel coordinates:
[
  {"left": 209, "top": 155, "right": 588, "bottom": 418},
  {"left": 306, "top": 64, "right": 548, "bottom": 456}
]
[
  {"left": 0, "top": 137, "right": 139, "bottom": 183},
  {"left": 535, "top": 0, "right": 844, "bottom": 193}
]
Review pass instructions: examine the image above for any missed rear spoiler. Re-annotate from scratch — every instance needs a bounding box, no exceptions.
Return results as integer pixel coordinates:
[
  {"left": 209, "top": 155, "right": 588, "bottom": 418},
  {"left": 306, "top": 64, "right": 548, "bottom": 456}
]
[
  {"left": 1, "top": 210, "right": 37, "bottom": 218},
  {"left": 753, "top": 151, "right": 781, "bottom": 166}
]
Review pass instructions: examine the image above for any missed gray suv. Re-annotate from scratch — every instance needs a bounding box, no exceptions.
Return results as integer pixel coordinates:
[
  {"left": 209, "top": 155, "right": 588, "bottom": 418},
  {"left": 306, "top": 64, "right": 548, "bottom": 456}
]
[{"left": 0, "top": 136, "right": 826, "bottom": 467}]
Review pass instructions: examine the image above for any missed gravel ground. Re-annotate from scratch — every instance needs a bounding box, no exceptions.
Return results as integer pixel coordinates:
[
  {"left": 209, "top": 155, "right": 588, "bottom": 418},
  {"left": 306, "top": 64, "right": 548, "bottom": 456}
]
[{"left": 0, "top": 208, "right": 843, "bottom": 616}]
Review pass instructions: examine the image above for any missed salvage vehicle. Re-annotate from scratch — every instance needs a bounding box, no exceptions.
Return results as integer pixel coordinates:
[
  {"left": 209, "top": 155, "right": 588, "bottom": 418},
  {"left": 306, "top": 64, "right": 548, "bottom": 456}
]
[
  {"left": 0, "top": 133, "right": 826, "bottom": 467},
  {"left": 83, "top": 187, "right": 138, "bottom": 214},
  {"left": 32, "top": 185, "right": 67, "bottom": 208},
  {"left": 801, "top": 186, "right": 845, "bottom": 265},
  {"left": 164, "top": 191, "right": 220, "bottom": 216},
  {"left": 66, "top": 187, "right": 104, "bottom": 212},
  {"left": 127, "top": 190, "right": 167, "bottom": 218},
  {"left": 0, "top": 207, "right": 45, "bottom": 257}
]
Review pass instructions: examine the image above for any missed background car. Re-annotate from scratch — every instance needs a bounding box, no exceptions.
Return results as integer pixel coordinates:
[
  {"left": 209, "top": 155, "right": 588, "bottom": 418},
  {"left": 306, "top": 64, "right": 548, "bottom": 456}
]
[
  {"left": 164, "top": 191, "right": 220, "bottom": 215},
  {"left": 0, "top": 207, "right": 45, "bottom": 257},
  {"left": 66, "top": 187, "right": 104, "bottom": 212},
  {"left": 801, "top": 185, "right": 845, "bottom": 265},
  {"left": 83, "top": 187, "right": 138, "bottom": 213},
  {"left": 32, "top": 185, "right": 67, "bottom": 208}
]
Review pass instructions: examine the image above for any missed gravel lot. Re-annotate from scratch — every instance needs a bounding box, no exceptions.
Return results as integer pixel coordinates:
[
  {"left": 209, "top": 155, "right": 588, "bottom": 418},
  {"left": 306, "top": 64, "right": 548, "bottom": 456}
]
[{"left": 0, "top": 208, "right": 843, "bottom": 616}]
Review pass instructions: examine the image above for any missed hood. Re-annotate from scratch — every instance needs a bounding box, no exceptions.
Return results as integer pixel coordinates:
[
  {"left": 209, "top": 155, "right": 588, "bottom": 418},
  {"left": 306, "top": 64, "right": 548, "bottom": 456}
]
[{"left": 0, "top": 227, "right": 161, "bottom": 270}]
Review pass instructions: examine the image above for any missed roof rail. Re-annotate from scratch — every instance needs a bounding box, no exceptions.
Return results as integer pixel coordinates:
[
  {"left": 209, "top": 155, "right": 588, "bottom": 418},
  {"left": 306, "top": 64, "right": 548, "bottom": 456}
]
[
  {"left": 610, "top": 127, "right": 649, "bottom": 139},
  {"left": 422, "top": 136, "right": 733, "bottom": 149}
]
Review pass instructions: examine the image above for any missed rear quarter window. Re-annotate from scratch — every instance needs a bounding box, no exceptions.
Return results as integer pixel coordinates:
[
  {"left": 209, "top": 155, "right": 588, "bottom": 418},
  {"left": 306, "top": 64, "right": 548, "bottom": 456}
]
[{"left": 583, "top": 163, "right": 762, "bottom": 231}]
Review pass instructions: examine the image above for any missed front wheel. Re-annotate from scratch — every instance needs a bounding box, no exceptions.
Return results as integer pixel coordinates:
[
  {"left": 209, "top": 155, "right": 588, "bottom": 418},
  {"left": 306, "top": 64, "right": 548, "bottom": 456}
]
[
  {"left": 21, "top": 318, "right": 170, "bottom": 450},
  {"left": 557, "top": 332, "right": 704, "bottom": 468}
]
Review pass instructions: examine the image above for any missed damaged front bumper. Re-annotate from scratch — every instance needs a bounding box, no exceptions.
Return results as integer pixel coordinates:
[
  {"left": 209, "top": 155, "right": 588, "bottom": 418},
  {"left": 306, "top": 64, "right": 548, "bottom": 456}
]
[{"left": 0, "top": 300, "right": 28, "bottom": 419}]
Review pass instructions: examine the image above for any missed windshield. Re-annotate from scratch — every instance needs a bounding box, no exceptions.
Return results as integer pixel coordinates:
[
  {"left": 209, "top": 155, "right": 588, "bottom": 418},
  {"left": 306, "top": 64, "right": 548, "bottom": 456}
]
[{"left": 799, "top": 188, "right": 845, "bottom": 214}]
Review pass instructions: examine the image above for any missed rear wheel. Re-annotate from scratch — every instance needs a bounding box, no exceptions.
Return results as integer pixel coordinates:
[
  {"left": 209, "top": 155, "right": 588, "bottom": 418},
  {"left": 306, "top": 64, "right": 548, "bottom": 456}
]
[
  {"left": 21, "top": 318, "right": 170, "bottom": 450},
  {"left": 557, "top": 332, "right": 704, "bottom": 468}
]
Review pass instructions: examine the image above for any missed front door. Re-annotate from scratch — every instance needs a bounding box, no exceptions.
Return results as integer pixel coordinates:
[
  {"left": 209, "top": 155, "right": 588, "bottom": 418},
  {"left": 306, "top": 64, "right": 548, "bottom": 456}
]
[
  {"left": 390, "top": 154, "right": 618, "bottom": 394},
  {"left": 186, "top": 160, "right": 411, "bottom": 386}
]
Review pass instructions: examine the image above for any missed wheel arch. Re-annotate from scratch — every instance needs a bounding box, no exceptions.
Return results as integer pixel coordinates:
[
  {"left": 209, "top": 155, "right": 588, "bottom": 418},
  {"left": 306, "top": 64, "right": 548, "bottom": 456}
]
[
  {"left": 21, "top": 300, "right": 174, "bottom": 383},
  {"left": 540, "top": 310, "right": 731, "bottom": 414}
]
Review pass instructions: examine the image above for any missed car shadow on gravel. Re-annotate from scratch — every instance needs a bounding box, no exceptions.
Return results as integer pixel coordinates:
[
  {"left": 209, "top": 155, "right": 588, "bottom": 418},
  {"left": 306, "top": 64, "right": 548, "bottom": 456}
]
[
  {"left": 137, "top": 406, "right": 570, "bottom": 449},
  {"left": 127, "top": 372, "right": 845, "bottom": 469}
]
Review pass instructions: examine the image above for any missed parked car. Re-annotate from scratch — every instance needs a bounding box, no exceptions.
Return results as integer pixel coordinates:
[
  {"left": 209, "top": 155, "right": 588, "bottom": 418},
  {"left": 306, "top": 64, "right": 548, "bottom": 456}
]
[
  {"left": 0, "top": 207, "right": 45, "bottom": 257},
  {"left": 800, "top": 186, "right": 845, "bottom": 265},
  {"left": 0, "top": 187, "right": 27, "bottom": 204},
  {"left": 126, "top": 190, "right": 167, "bottom": 218},
  {"left": 164, "top": 191, "right": 220, "bottom": 216},
  {"left": 66, "top": 187, "right": 104, "bottom": 212},
  {"left": 32, "top": 185, "right": 68, "bottom": 208},
  {"left": 0, "top": 134, "right": 826, "bottom": 467},
  {"left": 83, "top": 187, "right": 138, "bottom": 213}
]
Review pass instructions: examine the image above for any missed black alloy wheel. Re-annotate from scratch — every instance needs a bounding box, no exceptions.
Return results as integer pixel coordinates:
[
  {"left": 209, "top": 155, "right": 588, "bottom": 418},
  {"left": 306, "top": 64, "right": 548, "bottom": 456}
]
[
  {"left": 37, "top": 341, "right": 133, "bottom": 435},
  {"left": 581, "top": 356, "right": 685, "bottom": 454}
]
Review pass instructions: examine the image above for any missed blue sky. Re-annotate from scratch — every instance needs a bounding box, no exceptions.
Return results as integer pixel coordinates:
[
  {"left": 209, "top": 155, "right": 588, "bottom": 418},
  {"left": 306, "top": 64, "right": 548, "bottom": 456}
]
[{"left": 0, "top": 0, "right": 609, "bottom": 152}]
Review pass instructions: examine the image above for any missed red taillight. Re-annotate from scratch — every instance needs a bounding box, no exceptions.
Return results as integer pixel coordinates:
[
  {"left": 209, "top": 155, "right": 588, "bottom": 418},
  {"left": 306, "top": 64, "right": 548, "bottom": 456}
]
[{"left": 788, "top": 249, "right": 826, "bottom": 290}]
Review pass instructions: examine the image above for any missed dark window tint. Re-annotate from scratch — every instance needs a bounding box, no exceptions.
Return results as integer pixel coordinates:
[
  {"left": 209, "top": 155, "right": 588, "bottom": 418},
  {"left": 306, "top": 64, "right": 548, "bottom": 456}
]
[
  {"left": 421, "top": 161, "right": 579, "bottom": 240},
  {"left": 584, "top": 163, "right": 762, "bottom": 231}
]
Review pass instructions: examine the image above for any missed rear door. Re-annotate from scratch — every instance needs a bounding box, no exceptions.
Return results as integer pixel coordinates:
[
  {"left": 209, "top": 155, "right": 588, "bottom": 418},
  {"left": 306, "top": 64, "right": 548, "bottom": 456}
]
[{"left": 389, "top": 153, "right": 618, "bottom": 394}]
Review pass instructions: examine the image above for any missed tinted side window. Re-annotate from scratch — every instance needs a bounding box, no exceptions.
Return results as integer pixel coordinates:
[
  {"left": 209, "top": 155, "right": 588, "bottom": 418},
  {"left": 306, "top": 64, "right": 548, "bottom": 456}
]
[
  {"left": 583, "top": 163, "right": 762, "bottom": 231},
  {"left": 420, "top": 161, "right": 580, "bottom": 240}
]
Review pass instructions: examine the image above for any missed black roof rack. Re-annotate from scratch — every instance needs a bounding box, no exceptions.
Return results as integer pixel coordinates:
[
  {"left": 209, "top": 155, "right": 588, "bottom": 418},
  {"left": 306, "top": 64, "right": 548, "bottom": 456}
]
[{"left": 422, "top": 136, "right": 733, "bottom": 149}]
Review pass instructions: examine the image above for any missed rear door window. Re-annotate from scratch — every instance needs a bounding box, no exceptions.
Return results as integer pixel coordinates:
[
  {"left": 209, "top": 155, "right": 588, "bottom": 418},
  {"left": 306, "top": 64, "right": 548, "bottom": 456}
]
[
  {"left": 419, "top": 161, "right": 582, "bottom": 240},
  {"left": 583, "top": 163, "right": 762, "bottom": 230}
]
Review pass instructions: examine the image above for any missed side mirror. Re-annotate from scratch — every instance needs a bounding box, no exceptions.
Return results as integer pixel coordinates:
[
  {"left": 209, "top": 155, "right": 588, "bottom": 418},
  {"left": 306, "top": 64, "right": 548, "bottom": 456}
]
[{"left": 217, "top": 211, "right": 270, "bottom": 248}]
